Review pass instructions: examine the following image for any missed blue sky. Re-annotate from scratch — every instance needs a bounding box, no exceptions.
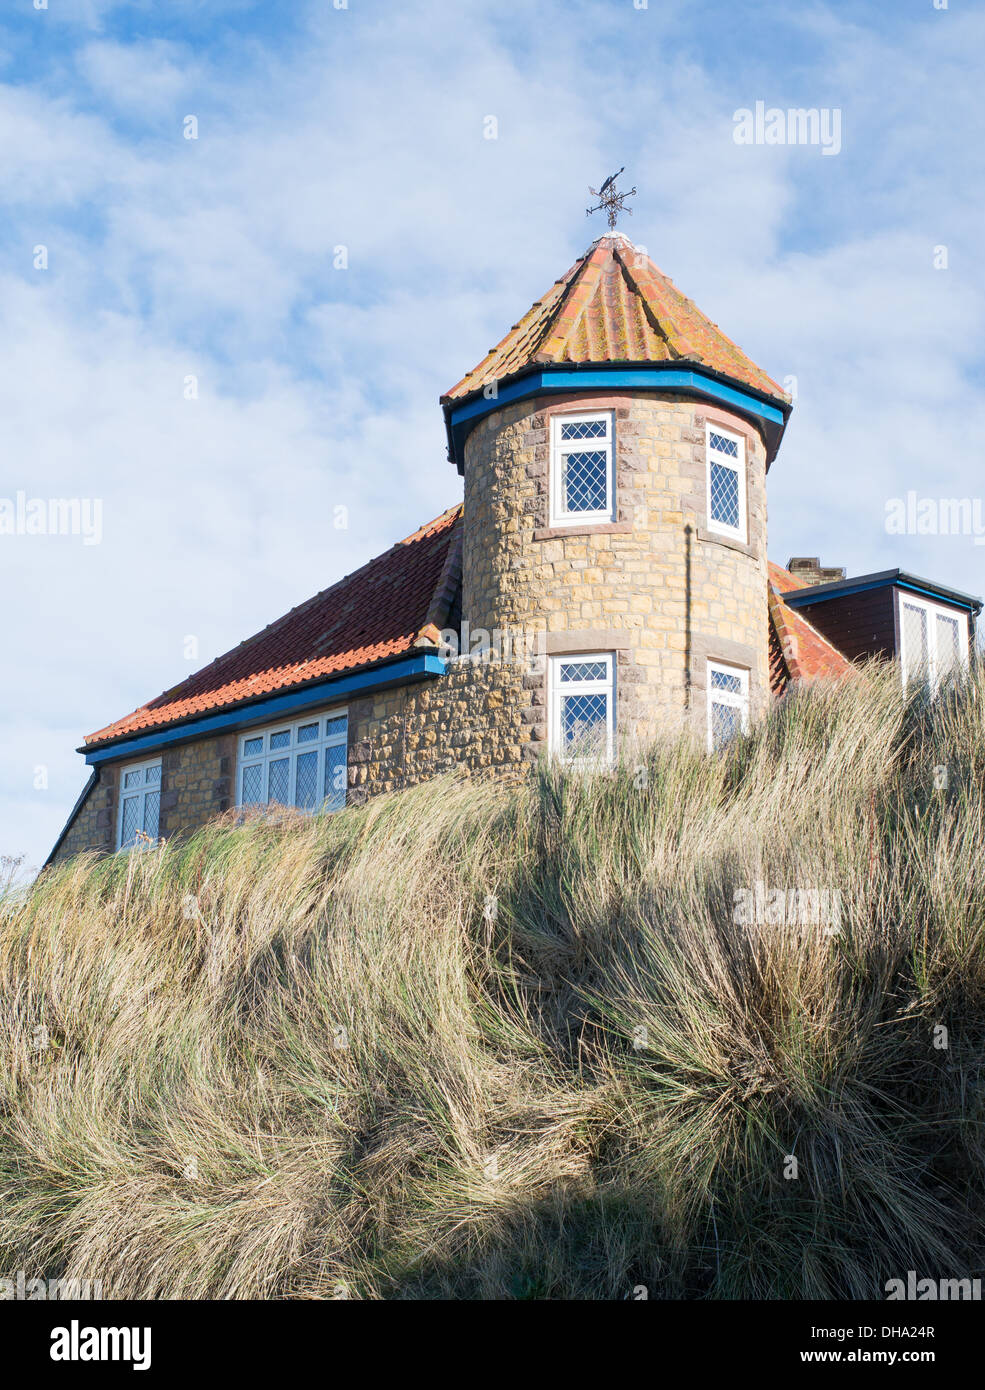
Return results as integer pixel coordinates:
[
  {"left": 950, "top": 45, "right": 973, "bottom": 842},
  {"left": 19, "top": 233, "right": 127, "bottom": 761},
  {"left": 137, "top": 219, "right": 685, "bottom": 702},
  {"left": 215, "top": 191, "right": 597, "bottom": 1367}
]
[{"left": 2, "top": 0, "right": 983, "bottom": 872}]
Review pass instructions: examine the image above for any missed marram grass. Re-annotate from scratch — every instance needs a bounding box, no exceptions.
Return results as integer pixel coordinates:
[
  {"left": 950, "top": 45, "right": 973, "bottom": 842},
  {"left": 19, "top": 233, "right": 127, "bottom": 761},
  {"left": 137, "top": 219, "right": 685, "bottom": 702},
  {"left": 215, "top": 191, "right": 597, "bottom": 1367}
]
[{"left": 2, "top": 663, "right": 985, "bottom": 1299}]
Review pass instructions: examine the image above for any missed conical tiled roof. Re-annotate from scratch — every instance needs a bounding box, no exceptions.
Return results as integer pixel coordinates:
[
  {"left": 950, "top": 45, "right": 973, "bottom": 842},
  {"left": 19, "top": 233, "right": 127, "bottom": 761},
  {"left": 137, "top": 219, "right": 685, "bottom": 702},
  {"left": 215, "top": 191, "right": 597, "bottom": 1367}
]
[{"left": 443, "top": 233, "right": 785, "bottom": 405}]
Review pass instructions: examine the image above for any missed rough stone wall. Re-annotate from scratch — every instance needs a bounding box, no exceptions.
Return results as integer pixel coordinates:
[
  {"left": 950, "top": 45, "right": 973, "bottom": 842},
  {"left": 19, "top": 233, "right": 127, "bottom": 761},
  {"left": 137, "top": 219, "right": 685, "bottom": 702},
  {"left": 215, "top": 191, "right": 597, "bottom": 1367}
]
[
  {"left": 347, "top": 657, "right": 532, "bottom": 798},
  {"left": 51, "top": 666, "right": 531, "bottom": 862},
  {"left": 159, "top": 732, "right": 237, "bottom": 840},
  {"left": 50, "top": 766, "right": 118, "bottom": 862},
  {"left": 49, "top": 731, "right": 238, "bottom": 865},
  {"left": 462, "top": 390, "right": 770, "bottom": 744}
]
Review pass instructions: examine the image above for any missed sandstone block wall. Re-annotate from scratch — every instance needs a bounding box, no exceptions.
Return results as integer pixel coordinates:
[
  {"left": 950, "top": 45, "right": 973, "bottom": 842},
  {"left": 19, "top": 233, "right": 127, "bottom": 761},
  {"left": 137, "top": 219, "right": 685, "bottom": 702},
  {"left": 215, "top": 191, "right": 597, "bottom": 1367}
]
[
  {"left": 50, "top": 766, "right": 118, "bottom": 861},
  {"left": 462, "top": 390, "right": 771, "bottom": 745},
  {"left": 159, "top": 733, "right": 237, "bottom": 840}
]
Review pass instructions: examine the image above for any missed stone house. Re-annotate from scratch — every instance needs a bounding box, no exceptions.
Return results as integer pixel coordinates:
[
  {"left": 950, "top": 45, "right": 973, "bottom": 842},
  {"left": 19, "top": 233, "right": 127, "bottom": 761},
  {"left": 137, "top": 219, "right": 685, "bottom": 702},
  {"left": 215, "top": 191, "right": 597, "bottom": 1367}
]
[{"left": 47, "top": 233, "right": 982, "bottom": 863}]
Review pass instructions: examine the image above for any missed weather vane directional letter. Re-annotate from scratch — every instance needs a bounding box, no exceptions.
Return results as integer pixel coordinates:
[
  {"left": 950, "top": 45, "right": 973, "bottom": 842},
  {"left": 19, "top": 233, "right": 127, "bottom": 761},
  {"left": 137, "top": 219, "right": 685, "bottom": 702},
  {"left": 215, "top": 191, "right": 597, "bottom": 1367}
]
[{"left": 586, "top": 167, "right": 637, "bottom": 230}]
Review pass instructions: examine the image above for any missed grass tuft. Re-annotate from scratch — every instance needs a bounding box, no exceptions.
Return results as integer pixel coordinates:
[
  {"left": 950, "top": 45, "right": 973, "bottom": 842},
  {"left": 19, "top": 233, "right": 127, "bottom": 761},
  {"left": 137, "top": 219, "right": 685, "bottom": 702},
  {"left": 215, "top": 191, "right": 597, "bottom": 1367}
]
[{"left": 2, "top": 663, "right": 984, "bottom": 1299}]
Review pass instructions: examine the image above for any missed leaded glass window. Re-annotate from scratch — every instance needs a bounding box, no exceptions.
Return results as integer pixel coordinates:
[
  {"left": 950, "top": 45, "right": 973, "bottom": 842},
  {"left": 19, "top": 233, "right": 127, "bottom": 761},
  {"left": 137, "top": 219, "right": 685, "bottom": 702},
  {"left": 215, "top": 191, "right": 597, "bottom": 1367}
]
[
  {"left": 117, "top": 759, "right": 163, "bottom": 849},
  {"left": 549, "top": 653, "right": 615, "bottom": 764},
  {"left": 237, "top": 709, "right": 348, "bottom": 815},
  {"left": 550, "top": 413, "right": 615, "bottom": 525},
  {"left": 707, "top": 424, "right": 746, "bottom": 540},
  {"left": 900, "top": 594, "right": 969, "bottom": 693},
  {"left": 708, "top": 662, "right": 749, "bottom": 752}
]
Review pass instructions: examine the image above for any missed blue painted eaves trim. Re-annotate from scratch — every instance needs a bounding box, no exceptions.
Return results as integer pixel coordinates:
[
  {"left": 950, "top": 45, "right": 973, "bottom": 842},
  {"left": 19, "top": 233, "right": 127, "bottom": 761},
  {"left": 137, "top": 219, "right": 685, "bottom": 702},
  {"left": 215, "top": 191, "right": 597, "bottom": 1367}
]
[
  {"left": 81, "top": 655, "right": 447, "bottom": 766},
  {"left": 894, "top": 577, "right": 980, "bottom": 610},
  {"left": 783, "top": 574, "right": 981, "bottom": 613},
  {"left": 443, "top": 365, "right": 789, "bottom": 472}
]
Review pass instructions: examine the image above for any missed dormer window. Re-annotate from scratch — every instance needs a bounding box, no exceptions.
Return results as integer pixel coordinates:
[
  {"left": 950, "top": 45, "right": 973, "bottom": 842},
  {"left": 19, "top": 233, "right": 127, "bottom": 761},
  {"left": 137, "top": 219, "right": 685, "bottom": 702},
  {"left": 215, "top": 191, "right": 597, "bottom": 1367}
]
[
  {"left": 899, "top": 594, "right": 969, "bottom": 692},
  {"left": 706, "top": 424, "right": 746, "bottom": 542},
  {"left": 550, "top": 412, "right": 615, "bottom": 525}
]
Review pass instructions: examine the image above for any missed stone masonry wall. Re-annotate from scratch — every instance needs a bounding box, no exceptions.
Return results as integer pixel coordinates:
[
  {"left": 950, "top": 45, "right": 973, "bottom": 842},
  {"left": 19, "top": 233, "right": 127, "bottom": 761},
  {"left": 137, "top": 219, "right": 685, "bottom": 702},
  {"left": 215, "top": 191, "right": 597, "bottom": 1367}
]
[
  {"left": 462, "top": 390, "right": 770, "bottom": 745},
  {"left": 50, "top": 730, "right": 237, "bottom": 865},
  {"left": 159, "top": 732, "right": 237, "bottom": 840},
  {"left": 347, "top": 657, "right": 532, "bottom": 799},
  {"left": 51, "top": 665, "right": 530, "bottom": 863},
  {"left": 50, "top": 766, "right": 118, "bottom": 862}
]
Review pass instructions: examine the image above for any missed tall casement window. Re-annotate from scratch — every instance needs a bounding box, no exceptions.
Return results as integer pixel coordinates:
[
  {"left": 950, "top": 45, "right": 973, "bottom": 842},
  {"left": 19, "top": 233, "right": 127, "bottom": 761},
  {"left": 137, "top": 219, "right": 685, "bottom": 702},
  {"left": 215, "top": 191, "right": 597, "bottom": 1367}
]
[
  {"left": 899, "top": 595, "right": 969, "bottom": 692},
  {"left": 706, "top": 424, "right": 746, "bottom": 542},
  {"left": 550, "top": 412, "right": 615, "bottom": 525},
  {"left": 237, "top": 710, "right": 348, "bottom": 814},
  {"left": 117, "top": 758, "right": 162, "bottom": 849},
  {"left": 549, "top": 653, "right": 616, "bottom": 764},
  {"left": 707, "top": 662, "right": 749, "bottom": 752}
]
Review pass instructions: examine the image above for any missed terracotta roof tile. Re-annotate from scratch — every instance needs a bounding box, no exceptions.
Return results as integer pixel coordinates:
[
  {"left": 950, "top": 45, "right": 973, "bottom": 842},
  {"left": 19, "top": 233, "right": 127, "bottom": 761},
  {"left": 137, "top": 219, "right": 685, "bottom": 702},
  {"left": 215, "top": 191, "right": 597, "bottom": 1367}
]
[
  {"left": 443, "top": 233, "right": 786, "bottom": 406},
  {"left": 768, "top": 561, "right": 856, "bottom": 693},
  {"left": 85, "top": 505, "right": 463, "bottom": 749}
]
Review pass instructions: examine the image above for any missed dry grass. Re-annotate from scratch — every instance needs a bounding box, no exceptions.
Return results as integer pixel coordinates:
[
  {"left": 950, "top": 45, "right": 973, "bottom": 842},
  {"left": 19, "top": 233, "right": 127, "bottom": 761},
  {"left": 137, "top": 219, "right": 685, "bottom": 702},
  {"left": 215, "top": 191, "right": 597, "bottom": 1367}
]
[{"left": 2, "top": 663, "right": 985, "bottom": 1299}]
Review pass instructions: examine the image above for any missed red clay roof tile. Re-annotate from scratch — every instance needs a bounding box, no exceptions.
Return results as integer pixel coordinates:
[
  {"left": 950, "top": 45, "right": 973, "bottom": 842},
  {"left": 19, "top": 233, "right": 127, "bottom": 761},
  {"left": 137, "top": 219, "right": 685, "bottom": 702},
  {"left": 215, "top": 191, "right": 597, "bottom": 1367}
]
[
  {"left": 85, "top": 505, "right": 463, "bottom": 749},
  {"left": 443, "top": 233, "right": 786, "bottom": 405},
  {"left": 768, "top": 560, "right": 856, "bottom": 693}
]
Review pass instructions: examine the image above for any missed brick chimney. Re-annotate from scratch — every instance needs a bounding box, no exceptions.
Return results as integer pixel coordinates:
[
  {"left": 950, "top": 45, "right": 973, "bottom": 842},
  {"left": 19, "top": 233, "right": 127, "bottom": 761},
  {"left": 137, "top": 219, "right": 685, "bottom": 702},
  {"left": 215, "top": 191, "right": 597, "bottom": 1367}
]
[{"left": 786, "top": 556, "right": 847, "bottom": 587}]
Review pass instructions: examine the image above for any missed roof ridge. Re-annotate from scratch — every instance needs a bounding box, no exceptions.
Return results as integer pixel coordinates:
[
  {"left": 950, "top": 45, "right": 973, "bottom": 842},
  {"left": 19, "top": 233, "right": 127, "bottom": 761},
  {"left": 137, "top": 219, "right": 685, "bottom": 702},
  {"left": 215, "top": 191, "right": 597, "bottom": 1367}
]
[
  {"left": 768, "top": 578, "right": 855, "bottom": 683},
  {"left": 767, "top": 583, "right": 807, "bottom": 682},
  {"left": 611, "top": 244, "right": 692, "bottom": 362},
  {"left": 397, "top": 501, "right": 463, "bottom": 547},
  {"left": 647, "top": 261, "right": 786, "bottom": 397},
  {"left": 415, "top": 510, "right": 463, "bottom": 646},
  {"left": 439, "top": 263, "right": 579, "bottom": 403}
]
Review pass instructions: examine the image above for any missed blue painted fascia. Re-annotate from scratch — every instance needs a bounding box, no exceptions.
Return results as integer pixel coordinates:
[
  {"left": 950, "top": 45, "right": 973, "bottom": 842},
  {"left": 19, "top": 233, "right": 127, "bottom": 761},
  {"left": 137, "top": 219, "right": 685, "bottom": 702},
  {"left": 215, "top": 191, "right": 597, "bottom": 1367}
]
[
  {"left": 894, "top": 578, "right": 978, "bottom": 610},
  {"left": 443, "top": 365, "right": 789, "bottom": 472},
  {"left": 81, "top": 654, "right": 447, "bottom": 766},
  {"left": 783, "top": 576, "right": 979, "bottom": 614}
]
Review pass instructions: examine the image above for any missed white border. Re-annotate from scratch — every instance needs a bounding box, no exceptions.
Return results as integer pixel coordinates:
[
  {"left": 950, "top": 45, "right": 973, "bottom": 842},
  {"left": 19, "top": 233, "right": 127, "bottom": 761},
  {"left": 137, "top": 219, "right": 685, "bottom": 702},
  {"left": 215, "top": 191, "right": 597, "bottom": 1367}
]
[
  {"left": 548, "top": 652, "right": 616, "bottom": 765},
  {"left": 707, "top": 661, "right": 749, "bottom": 752},
  {"left": 706, "top": 423, "right": 747, "bottom": 542},
  {"left": 236, "top": 706, "right": 348, "bottom": 812},
  {"left": 897, "top": 592, "right": 969, "bottom": 691},
  {"left": 116, "top": 757, "right": 162, "bottom": 849},
  {"left": 549, "top": 411, "right": 615, "bottom": 526}
]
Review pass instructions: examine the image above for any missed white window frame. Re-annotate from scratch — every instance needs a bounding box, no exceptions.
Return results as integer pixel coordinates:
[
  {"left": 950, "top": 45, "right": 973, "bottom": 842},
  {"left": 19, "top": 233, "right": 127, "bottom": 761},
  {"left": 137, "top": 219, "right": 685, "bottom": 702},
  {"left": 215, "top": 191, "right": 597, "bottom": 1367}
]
[
  {"left": 549, "top": 411, "right": 615, "bottom": 526},
  {"left": 707, "top": 661, "right": 750, "bottom": 752},
  {"left": 548, "top": 652, "right": 616, "bottom": 766},
  {"left": 706, "top": 423, "right": 747, "bottom": 543},
  {"left": 116, "top": 757, "right": 162, "bottom": 850},
  {"left": 898, "top": 593, "right": 969, "bottom": 692},
  {"left": 236, "top": 707, "right": 348, "bottom": 814}
]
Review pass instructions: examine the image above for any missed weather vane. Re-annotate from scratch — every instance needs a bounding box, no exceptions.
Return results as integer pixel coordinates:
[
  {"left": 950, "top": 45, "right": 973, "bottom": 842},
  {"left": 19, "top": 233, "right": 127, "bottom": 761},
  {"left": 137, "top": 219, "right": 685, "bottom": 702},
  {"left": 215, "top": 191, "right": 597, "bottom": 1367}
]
[{"left": 586, "top": 167, "right": 637, "bottom": 230}]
